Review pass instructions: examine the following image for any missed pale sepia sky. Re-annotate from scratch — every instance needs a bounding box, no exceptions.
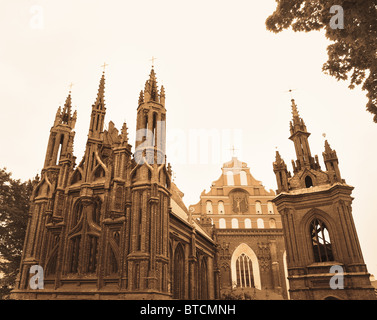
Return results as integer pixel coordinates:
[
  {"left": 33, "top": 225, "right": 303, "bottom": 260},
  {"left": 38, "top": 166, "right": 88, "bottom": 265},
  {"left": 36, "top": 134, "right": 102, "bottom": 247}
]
[{"left": 1, "top": 0, "right": 376, "bottom": 278}]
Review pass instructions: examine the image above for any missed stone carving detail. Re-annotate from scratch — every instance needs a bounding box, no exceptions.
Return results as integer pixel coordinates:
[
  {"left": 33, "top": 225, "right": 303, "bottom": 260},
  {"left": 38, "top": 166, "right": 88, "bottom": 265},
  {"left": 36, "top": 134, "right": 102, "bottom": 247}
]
[
  {"left": 257, "top": 242, "right": 271, "bottom": 272},
  {"left": 231, "top": 191, "right": 249, "bottom": 213},
  {"left": 219, "top": 242, "right": 231, "bottom": 260}
]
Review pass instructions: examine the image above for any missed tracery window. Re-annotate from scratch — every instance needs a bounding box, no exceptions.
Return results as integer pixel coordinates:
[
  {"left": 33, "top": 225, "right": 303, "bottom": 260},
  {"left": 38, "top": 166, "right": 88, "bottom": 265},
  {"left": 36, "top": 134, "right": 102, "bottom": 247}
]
[
  {"left": 236, "top": 253, "right": 254, "bottom": 288},
  {"left": 67, "top": 199, "right": 101, "bottom": 274},
  {"left": 310, "top": 218, "right": 334, "bottom": 262}
]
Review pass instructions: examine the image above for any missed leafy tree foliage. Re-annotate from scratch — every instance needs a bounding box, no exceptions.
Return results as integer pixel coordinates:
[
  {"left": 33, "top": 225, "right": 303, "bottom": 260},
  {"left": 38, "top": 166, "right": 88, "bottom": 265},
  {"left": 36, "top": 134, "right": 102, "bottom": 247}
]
[
  {"left": 266, "top": 0, "right": 377, "bottom": 122},
  {"left": 0, "top": 168, "right": 34, "bottom": 299}
]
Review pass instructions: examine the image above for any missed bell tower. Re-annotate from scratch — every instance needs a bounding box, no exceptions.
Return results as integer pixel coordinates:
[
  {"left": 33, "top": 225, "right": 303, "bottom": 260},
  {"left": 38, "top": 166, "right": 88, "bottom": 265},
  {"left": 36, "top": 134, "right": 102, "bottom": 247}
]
[
  {"left": 273, "top": 99, "right": 375, "bottom": 300},
  {"left": 127, "top": 67, "right": 171, "bottom": 298}
]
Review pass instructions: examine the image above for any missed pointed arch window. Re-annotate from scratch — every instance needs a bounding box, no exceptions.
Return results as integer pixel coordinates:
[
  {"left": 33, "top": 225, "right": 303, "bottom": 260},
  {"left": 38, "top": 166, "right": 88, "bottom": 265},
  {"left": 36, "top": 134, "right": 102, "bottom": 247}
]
[
  {"left": 200, "top": 259, "right": 208, "bottom": 299},
  {"left": 310, "top": 218, "right": 334, "bottom": 262},
  {"left": 67, "top": 199, "right": 101, "bottom": 274},
  {"left": 173, "top": 244, "right": 185, "bottom": 299},
  {"left": 305, "top": 176, "right": 313, "bottom": 188}
]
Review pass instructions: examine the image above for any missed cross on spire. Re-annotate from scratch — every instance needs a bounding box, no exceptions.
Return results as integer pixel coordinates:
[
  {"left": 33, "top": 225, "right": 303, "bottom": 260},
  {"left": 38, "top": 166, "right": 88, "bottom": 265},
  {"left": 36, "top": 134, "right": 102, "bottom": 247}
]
[
  {"left": 150, "top": 56, "right": 157, "bottom": 67},
  {"left": 101, "top": 62, "right": 109, "bottom": 73},
  {"left": 68, "top": 82, "right": 74, "bottom": 91},
  {"left": 229, "top": 145, "right": 238, "bottom": 157}
]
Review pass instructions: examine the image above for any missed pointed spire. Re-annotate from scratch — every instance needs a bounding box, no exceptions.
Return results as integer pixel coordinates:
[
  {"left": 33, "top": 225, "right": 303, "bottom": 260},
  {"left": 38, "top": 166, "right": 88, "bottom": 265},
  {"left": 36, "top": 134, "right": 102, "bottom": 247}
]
[
  {"left": 275, "top": 150, "right": 283, "bottom": 164},
  {"left": 160, "top": 85, "right": 165, "bottom": 106},
  {"left": 324, "top": 140, "right": 332, "bottom": 153},
  {"left": 289, "top": 99, "right": 308, "bottom": 135},
  {"left": 61, "top": 91, "right": 72, "bottom": 124},
  {"left": 143, "top": 67, "right": 160, "bottom": 103},
  {"left": 93, "top": 72, "right": 106, "bottom": 110},
  {"left": 291, "top": 99, "right": 299, "bottom": 118}
]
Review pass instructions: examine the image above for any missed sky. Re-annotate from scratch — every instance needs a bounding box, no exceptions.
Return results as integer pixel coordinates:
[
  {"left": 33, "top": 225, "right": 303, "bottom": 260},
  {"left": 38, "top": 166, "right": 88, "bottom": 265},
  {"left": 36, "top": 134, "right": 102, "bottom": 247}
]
[{"left": 1, "top": 0, "right": 376, "bottom": 278}]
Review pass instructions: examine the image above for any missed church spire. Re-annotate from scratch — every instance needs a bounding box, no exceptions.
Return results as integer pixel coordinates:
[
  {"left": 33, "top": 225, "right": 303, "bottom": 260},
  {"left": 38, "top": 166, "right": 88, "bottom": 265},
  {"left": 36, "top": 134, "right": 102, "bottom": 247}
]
[
  {"left": 323, "top": 139, "right": 342, "bottom": 182},
  {"left": 273, "top": 150, "right": 289, "bottom": 193},
  {"left": 135, "top": 67, "right": 166, "bottom": 165},
  {"left": 143, "top": 67, "right": 160, "bottom": 104},
  {"left": 288, "top": 99, "right": 319, "bottom": 172},
  {"left": 289, "top": 99, "right": 307, "bottom": 135},
  {"left": 93, "top": 72, "right": 106, "bottom": 110},
  {"left": 88, "top": 72, "right": 107, "bottom": 139},
  {"left": 54, "top": 91, "right": 76, "bottom": 128}
]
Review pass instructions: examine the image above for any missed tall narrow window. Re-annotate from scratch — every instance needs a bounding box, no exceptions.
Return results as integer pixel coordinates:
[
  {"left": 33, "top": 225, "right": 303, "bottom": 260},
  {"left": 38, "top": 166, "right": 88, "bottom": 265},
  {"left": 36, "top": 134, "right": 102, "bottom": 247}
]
[
  {"left": 255, "top": 201, "right": 262, "bottom": 214},
  {"left": 240, "top": 171, "right": 247, "bottom": 186},
  {"left": 244, "top": 218, "right": 252, "bottom": 229},
  {"left": 236, "top": 254, "right": 254, "bottom": 288},
  {"left": 200, "top": 259, "right": 208, "bottom": 299},
  {"left": 173, "top": 244, "right": 185, "bottom": 299},
  {"left": 152, "top": 112, "right": 157, "bottom": 147},
  {"left": 137, "top": 207, "right": 142, "bottom": 251},
  {"left": 56, "top": 135, "right": 64, "bottom": 165},
  {"left": 226, "top": 171, "right": 234, "bottom": 186},
  {"left": 305, "top": 176, "right": 313, "bottom": 188},
  {"left": 86, "top": 235, "right": 98, "bottom": 273},
  {"left": 257, "top": 218, "right": 264, "bottom": 229},
  {"left": 310, "top": 218, "right": 334, "bottom": 262},
  {"left": 269, "top": 218, "right": 276, "bottom": 229},
  {"left": 231, "top": 218, "right": 239, "bottom": 229},
  {"left": 69, "top": 236, "right": 81, "bottom": 273},
  {"left": 267, "top": 201, "right": 274, "bottom": 214},
  {"left": 219, "top": 218, "right": 226, "bottom": 229},
  {"left": 218, "top": 201, "right": 225, "bottom": 214},
  {"left": 206, "top": 201, "right": 213, "bottom": 214}
]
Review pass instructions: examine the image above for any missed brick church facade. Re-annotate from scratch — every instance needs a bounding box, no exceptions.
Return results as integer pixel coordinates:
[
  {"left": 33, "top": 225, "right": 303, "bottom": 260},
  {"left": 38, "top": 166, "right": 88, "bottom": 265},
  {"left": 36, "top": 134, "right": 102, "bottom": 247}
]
[
  {"left": 11, "top": 68, "right": 376, "bottom": 300},
  {"left": 189, "top": 157, "right": 289, "bottom": 299},
  {"left": 11, "top": 69, "right": 218, "bottom": 300}
]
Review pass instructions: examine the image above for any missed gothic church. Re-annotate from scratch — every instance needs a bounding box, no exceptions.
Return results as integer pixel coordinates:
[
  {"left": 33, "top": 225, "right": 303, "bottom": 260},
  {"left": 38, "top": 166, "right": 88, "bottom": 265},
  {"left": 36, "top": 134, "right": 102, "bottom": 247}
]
[{"left": 11, "top": 68, "right": 376, "bottom": 300}]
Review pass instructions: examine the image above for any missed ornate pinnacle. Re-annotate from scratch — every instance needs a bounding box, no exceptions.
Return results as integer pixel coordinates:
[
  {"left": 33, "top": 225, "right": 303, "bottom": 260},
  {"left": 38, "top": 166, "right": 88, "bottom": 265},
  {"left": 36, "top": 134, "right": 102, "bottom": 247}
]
[
  {"left": 94, "top": 72, "right": 106, "bottom": 109},
  {"left": 121, "top": 122, "right": 129, "bottom": 143},
  {"left": 138, "top": 90, "right": 144, "bottom": 105},
  {"left": 291, "top": 99, "right": 300, "bottom": 118}
]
